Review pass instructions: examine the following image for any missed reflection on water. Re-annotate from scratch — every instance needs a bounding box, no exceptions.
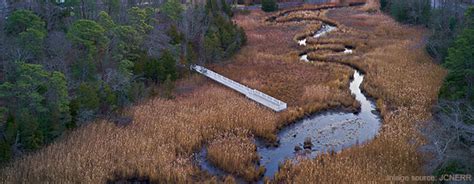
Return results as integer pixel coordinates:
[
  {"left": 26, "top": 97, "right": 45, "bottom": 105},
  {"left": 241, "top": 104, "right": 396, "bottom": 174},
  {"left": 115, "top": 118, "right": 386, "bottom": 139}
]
[
  {"left": 300, "top": 54, "right": 309, "bottom": 62},
  {"left": 298, "top": 38, "right": 307, "bottom": 46},
  {"left": 314, "top": 24, "right": 337, "bottom": 38},
  {"left": 344, "top": 48, "right": 353, "bottom": 54},
  {"left": 196, "top": 18, "right": 379, "bottom": 182},
  {"left": 258, "top": 71, "right": 381, "bottom": 177}
]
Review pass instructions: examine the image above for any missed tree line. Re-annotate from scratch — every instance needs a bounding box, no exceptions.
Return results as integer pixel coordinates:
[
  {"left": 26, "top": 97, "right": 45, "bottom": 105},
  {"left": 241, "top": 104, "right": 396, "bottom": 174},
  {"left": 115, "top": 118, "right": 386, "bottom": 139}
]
[
  {"left": 382, "top": 0, "right": 473, "bottom": 104},
  {"left": 0, "top": 0, "right": 246, "bottom": 163},
  {"left": 381, "top": 0, "right": 474, "bottom": 176}
]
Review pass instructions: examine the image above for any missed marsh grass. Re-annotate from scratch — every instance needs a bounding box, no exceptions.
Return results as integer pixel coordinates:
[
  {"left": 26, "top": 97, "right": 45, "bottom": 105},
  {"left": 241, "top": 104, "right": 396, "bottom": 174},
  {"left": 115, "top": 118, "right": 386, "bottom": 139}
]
[
  {"left": 0, "top": 7, "right": 357, "bottom": 183},
  {"left": 272, "top": 5, "right": 447, "bottom": 183},
  {"left": 0, "top": 2, "right": 447, "bottom": 183},
  {"left": 207, "top": 130, "right": 264, "bottom": 181}
]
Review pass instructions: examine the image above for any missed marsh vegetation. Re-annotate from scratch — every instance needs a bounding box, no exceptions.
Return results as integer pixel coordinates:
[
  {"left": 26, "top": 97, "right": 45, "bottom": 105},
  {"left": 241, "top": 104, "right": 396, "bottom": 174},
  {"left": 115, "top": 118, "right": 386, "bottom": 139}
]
[{"left": 1, "top": 0, "right": 473, "bottom": 183}]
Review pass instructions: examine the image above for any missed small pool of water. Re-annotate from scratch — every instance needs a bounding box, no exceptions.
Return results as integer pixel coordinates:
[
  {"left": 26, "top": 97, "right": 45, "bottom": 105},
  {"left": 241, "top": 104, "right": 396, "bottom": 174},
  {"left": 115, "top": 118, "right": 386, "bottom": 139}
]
[
  {"left": 300, "top": 54, "right": 309, "bottom": 62},
  {"left": 314, "top": 24, "right": 337, "bottom": 38},
  {"left": 298, "top": 24, "right": 336, "bottom": 46},
  {"left": 344, "top": 48, "right": 353, "bottom": 54},
  {"left": 298, "top": 38, "right": 307, "bottom": 46}
]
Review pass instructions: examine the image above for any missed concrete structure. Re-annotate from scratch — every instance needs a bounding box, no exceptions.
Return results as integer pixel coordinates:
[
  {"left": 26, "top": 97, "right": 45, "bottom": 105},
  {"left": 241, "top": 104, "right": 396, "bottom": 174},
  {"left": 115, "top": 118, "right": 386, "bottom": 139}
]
[{"left": 191, "top": 65, "right": 287, "bottom": 112}]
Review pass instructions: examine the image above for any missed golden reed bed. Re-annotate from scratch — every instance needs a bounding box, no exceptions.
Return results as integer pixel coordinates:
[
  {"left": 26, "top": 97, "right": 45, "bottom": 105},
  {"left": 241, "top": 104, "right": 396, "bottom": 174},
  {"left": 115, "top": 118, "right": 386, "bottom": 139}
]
[{"left": 1, "top": 2, "right": 446, "bottom": 183}]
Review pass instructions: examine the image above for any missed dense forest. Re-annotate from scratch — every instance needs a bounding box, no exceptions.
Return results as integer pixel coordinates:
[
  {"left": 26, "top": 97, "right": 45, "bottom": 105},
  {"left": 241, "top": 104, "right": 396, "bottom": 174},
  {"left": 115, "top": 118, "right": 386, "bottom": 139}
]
[{"left": 0, "top": 0, "right": 245, "bottom": 162}]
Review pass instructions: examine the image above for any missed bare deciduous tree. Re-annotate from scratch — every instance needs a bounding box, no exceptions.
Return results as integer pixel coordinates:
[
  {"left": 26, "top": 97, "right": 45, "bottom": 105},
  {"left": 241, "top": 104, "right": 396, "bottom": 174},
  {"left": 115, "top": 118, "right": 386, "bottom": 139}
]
[{"left": 420, "top": 100, "right": 474, "bottom": 173}]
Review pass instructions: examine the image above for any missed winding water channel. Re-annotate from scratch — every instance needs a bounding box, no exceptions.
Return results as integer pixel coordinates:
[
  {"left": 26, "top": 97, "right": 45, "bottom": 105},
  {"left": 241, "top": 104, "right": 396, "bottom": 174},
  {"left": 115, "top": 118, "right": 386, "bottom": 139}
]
[{"left": 196, "top": 15, "right": 381, "bottom": 181}]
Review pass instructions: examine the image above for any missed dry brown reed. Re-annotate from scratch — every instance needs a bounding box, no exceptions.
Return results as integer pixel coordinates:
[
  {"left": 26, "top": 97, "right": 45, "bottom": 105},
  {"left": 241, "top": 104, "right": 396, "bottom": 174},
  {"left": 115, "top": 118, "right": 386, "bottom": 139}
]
[
  {"left": 273, "top": 4, "right": 446, "bottom": 183},
  {"left": 206, "top": 130, "right": 264, "bottom": 181},
  {"left": 0, "top": 8, "right": 356, "bottom": 183},
  {"left": 0, "top": 2, "right": 447, "bottom": 183}
]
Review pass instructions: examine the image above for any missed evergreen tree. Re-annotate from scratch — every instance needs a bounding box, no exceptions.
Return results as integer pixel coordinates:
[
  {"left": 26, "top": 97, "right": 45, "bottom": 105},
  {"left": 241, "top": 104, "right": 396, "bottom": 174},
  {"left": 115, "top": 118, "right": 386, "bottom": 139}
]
[
  {"left": 161, "top": 0, "right": 184, "bottom": 21},
  {"left": 144, "top": 58, "right": 164, "bottom": 83},
  {"left": 220, "top": 0, "right": 233, "bottom": 17},
  {"left": 440, "top": 19, "right": 474, "bottom": 102},
  {"left": 5, "top": 10, "right": 47, "bottom": 59},
  {"left": 44, "top": 71, "right": 71, "bottom": 142},
  {"left": 160, "top": 50, "right": 178, "bottom": 81},
  {"left": 98, "top": 11, "right": 116, "bottom": 31},
  {"left": 67, "top": 19, "right": 108, "bottom": 60},
  {"left": 4, "top": 10, "right": 46, "bottom": 36},
  {"left": 104, "top": 0, "right": 120, "bottom": 19},
  {"left": 76, "top": 82, "right": 100, "bottom": 111},
  {"left": 0, "top": 62, "right": 70, "bottom": 151},
  {"left": 18, "top": 28, "right": 46, "bottom": 58},
  {"left": 67, "top": 19, "right": 108, "bottom": 81},
  {"left": 128, "top": 7, "right": 155, "bottom": 34}
]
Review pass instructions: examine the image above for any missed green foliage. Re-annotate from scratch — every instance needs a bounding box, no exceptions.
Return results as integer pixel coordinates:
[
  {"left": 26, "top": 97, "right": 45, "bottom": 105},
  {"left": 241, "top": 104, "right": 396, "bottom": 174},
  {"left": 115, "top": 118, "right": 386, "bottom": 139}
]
[
  {"left": 99, "top": 84, "right": 118, "bottom": 112},
  {"left": 0, "top": 62, "right": 70, "bottom": 152},
  {"left": 204, "top": 32, "right": 223, "bottom": 61},
  {"left": 185, "top": 42, "right": 198, "bottom": 65},
  {"left": 385, "top": 0, "right": 431, "bottom": 25},
  {"left": 98, "top": 11, "right": 116, "bottom": 31},
  {"left": 160, "top": 50, "right": 178, "bottom": 81},
  {"left": 104, "top": 0, "right": 120, "bottom": 18},
  {"left": 145, "top": 58, "right": 164, "bottom": 83},
  {"left": 4, "top": 115, "right": 18, "bottom": 145},
  {"left": 161, "top": 0, "right": 184, "bottom": 21},
  {"left": 439, "top": 28, "right": 474, "bottom": 102},
  {"left": 144, "top": 50, "right": 177, "bottom": 83},
  {"left": 204, "top": 13, "right": 246, "bottom": 63},
  {"left": 439, "top": 7, "right": 474, "bottom": 103},
  {"left": 167, "top": 25, "right": 183, "bottom": 45},
  {"left": 19, "top": 28, "right": 46, "bottom": 58},
  {"left": 44, "top": 72, "right": 71, "bottom": 142},
  {"left": 0, "top": 114, "right": 17, "bottom": 163},
  {"left": 205, "top": 0, "right": 220, "bottom": 15},
  {"left": 68, "top": 19, "right": 108, "bottom": 82},
  {"left": 18, "top": 110, "right": 44, "bottom": 150},
  {"left": 221, "top": 0, "right": 233, "bottom": 17},
  {"left": 5, "top": 10, "right": 46, "bottom": 36},
  {"left": 426, "top": 10, "right": 461, "bottom": 62},
  {"left": 5, "top": 10, "right": 47, "bottom": 58},
  {"left": 262, "top": 0, "right": 278, "bottom": 12},
  {"left": 128, "top": 81, "right": 146, "bottom": 102},
  {"left": 389, "top": 1, "right": 409, "bottom": 22},
  {"left": 0, "top": 139, "right": 13, "bottom": 163},
  {"left": 112, "top": 25, "right": 143, "bottom": 61},
  {"left": 128, "top": 7, "right": 155, "bottom": 33},
  {"left": 380, "top": 0, "right": 389, "bottom": 11},
  {"left": 67, "top": 19, "right": 108, "bottom": 58},
  {"left": 47, "top": 71, "right": 71, "bottom": 121},
  {"left": 76, "top": 83, "right": 100, "bottom": 110},
  {"left": 466, "top": 6, "right": 474, "bottom": 29}
]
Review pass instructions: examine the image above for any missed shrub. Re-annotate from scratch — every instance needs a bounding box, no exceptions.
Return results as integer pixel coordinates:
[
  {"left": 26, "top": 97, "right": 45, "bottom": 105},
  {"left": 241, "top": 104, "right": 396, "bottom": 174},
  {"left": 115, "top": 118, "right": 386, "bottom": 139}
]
[
  {"left": 385, "top": 0, "right": 431, "bottom": 25},
  {"left": 261, "top": 0, "right": 278, "bottom": 12}
]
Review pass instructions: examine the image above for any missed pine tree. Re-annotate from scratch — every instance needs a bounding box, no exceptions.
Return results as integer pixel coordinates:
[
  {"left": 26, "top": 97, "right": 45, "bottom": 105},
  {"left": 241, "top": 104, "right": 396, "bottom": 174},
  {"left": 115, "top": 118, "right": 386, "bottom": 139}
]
[
  {"left": 161, "top": 0, "right": 184, "bottom": 21},
  {"left": 440, "top": 7, "right": 474, "bottom": 103},
  {"left": 160, "top": 50, "right": 178, "bottom": 82}
]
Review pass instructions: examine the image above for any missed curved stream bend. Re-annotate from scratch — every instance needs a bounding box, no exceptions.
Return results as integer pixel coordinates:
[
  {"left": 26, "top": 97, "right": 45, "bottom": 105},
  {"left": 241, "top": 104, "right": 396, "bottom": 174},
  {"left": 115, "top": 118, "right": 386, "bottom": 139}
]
[{"left": 196, "top": 11, "right": 381, "bottom": 181}]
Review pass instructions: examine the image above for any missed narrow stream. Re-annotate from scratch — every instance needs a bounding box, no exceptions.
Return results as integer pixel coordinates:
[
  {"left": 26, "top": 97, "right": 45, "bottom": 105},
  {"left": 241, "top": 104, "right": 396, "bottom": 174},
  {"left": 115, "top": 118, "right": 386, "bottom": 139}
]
[
  {"left": 196, "top": 20, "right": 381, "bottom": 182},
  {"left": 258, "top": 70, "right": 380, "bottom": 177}
]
